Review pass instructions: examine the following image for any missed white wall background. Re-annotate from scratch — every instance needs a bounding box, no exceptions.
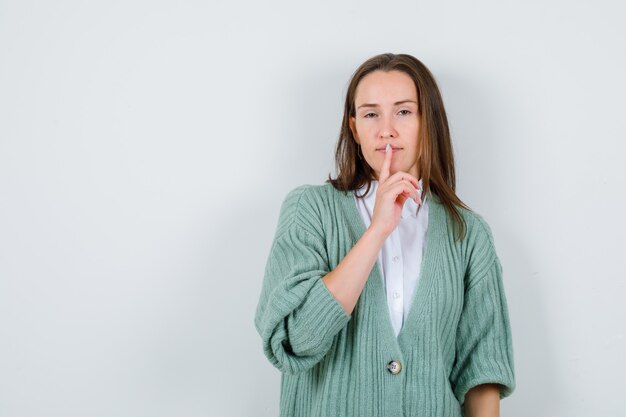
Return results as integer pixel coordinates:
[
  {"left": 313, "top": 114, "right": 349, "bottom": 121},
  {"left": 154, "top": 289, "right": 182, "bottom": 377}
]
[{"left": 1, "top": 1, "right": 624, "bottom": 416}]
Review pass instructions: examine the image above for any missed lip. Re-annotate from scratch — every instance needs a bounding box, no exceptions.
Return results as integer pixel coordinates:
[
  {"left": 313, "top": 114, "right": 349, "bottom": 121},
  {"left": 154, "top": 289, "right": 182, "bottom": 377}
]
[{"left": 376, "top": 147, "right": 403, "bottom": 151}]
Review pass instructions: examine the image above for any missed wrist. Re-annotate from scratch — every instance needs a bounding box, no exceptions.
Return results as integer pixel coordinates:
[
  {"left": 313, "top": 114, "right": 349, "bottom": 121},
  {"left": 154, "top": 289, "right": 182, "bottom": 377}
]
[{"left": 365, "top": 224, "right": 389, "bottom": 244}]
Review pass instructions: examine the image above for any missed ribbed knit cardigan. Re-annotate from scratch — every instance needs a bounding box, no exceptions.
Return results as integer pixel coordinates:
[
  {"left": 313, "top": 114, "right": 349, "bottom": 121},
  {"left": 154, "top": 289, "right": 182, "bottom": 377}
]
[{"left": 254, "top": 183, "right": 516, "bottom": 417}]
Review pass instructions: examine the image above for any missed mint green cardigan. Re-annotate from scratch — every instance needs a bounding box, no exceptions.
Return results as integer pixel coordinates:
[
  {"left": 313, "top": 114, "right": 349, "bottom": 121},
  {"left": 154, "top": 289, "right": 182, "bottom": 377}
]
[{"left": 254, "top": 183, "right": 516, "bottom": 417}]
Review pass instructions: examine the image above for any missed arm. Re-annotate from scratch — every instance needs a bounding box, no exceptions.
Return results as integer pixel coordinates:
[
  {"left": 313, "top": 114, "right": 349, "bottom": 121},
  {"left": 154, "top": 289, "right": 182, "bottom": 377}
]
[
  {"left": 465, "top": 383, "right": 502, "bottom": 417},
  {"left": 322, "top": 225, "right": 387, "bottom": 315},
  {"left": 254, "top": 186, "right": 385, "bottom": 374},
  {"left": 450, "top": 216, "right": 516, "bottom": 410}
]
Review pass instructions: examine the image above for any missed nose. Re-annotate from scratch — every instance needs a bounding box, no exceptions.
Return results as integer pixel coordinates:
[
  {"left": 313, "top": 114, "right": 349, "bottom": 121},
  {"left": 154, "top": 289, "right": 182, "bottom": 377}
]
[{"left": 379, "top": 115, "right": 398, "bottom": 139}]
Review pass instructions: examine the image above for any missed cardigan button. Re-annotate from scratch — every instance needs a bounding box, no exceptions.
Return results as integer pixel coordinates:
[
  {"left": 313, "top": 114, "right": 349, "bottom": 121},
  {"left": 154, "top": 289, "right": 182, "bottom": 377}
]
[{"left": 387, "top": 360, "right": 402, "bottom": 374}]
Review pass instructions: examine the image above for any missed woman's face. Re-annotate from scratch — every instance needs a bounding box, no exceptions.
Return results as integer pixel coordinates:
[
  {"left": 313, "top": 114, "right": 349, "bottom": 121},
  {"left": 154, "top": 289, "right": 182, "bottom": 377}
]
[{"left": 349, "top": 70, "right": 420, "bottom": 180}]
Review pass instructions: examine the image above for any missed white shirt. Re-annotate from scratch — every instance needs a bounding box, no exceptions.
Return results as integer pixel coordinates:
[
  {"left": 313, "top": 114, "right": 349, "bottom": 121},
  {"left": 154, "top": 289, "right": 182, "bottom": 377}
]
[{"left": 353, "top": 179, "right": 429, "bottom": 337}]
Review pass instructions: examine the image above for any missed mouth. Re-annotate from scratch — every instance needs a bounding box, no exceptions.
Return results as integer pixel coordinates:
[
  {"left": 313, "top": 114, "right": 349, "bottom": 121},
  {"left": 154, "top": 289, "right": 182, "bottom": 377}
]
[{"left": 375, "top": 147, "right": 403, "bottom": 151}]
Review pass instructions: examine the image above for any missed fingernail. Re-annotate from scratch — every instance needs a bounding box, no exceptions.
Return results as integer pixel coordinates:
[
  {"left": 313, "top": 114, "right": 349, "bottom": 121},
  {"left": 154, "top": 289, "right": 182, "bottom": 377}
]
[{"left": 385, "top": 143, "right": 390, "bottom": 153}]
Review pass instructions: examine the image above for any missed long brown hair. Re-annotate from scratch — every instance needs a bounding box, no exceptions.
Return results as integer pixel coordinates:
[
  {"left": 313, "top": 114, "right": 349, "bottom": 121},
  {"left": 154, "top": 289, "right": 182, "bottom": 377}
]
[{"left": 326, "top": 52, "right": 472, "bottom": 241}]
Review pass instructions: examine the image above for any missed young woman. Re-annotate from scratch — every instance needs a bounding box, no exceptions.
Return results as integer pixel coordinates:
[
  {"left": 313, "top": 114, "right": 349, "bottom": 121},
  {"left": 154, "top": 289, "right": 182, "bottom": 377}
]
[{"left": 254, "top": 53, "right": 516, "bottom": 417}]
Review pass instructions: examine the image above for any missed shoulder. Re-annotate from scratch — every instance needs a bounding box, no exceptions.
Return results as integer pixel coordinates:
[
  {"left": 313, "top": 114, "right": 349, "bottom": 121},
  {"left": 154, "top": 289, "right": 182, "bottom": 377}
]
[
  {"left": 459, "top": 206, "right": 496, "bottom": 248},
  {"left": 453, "top": 204, "right": 499, "bottom": 284},
  {"left": 430, "top": 193, "right": 495, "bottom": 245},
  {"left": 278, "top": 183, "right": 330, "bottom": 216},
  {"left": 276, "top": 183, "right": 333, "bottom": 238},
  {"left": 279, "top": 184, "right": 312, "bottom": 213}
]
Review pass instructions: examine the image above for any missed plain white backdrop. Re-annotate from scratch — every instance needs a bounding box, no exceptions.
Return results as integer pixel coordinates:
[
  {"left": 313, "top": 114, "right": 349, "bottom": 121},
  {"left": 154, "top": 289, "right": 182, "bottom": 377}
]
[{"left": 1, "top": 1, "right": 625, "bottom": 416}]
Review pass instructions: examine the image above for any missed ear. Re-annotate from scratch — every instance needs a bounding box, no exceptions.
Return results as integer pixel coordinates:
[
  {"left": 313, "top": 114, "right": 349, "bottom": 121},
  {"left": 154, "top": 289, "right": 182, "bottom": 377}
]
[{"left": 349, "top": 116, "right": 359, "bottom": 144}]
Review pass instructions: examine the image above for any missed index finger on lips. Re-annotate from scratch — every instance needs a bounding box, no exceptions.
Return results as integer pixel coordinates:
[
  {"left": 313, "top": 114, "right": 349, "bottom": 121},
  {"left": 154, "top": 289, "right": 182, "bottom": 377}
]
[{"left": 379, "top": 143, "right": 392, "bottom": 183}]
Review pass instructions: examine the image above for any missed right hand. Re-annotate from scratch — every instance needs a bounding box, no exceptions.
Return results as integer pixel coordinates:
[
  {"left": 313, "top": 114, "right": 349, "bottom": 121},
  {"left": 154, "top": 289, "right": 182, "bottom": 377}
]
[{"left": 369, "top": 144, "right": 422, "bottom": 238}]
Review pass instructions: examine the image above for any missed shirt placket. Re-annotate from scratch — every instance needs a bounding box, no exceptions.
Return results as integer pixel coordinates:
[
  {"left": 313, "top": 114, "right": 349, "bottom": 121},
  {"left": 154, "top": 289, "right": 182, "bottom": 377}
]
[{"left": 387, "top": 229, "right": 404, "bottom": 336}]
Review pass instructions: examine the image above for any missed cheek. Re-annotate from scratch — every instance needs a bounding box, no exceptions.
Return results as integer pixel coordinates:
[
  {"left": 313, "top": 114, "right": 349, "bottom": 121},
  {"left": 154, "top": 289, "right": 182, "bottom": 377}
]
[
  {"left": 355, "top": 120, "right": 376, "bottom": 133},
  {"left": 354, "top": 127, "right": 377, "bottom": 145},
  {"left": 399, "top": 117, "right": 419, "bottom": 128}
]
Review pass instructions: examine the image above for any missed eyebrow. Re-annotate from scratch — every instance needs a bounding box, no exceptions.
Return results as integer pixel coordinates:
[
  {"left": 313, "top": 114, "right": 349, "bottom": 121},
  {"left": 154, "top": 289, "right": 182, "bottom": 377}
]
[{"left": 357, "top": 100, "right": 417, "bottom": 110}]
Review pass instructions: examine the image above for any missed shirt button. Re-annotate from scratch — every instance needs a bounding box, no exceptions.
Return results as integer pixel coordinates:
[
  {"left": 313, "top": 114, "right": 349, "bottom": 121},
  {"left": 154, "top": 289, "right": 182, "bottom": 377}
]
[
  {"left": 387, "top": 360, "right": 402, "bottom": 374},
  {"left": 392, "top": 255, "right": 399, "bottom": 262},
  {"left": 393, "top": 291, "right": 401, "bottom": 299}
]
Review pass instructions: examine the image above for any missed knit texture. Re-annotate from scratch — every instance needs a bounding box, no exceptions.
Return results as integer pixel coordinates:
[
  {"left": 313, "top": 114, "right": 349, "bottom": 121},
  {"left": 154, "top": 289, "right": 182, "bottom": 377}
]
[{"left": 254, "top": 183, "right": 516, "bottom": 417}]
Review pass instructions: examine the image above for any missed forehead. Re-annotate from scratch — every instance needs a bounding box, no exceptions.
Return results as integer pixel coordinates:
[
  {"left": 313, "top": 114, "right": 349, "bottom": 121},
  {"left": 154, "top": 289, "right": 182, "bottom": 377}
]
[{"left": 354, "top": 70, "right": 417, "bottom": 104}]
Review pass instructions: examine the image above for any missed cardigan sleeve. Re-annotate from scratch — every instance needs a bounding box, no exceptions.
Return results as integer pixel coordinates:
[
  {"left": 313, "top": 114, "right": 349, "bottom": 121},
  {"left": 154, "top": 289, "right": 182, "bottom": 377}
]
[
  {"left": 449, "top": 217, "right": 516, "bottom": 408},
  {"left": 254, "top": 185, "right": 352, "bottom": 375}
]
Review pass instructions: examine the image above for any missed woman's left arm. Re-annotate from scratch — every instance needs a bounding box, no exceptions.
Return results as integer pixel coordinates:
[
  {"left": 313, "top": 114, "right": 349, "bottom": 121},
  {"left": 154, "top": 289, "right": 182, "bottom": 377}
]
[
  {"left": 465, "top": 383, "right": 502, "bottom": 417},
  {"left": 449, "top": 215, "right": 516, "bottom": 412}
]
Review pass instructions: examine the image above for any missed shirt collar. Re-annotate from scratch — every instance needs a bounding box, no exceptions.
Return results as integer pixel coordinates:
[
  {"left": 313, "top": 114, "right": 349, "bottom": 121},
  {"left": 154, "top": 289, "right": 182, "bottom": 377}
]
[{"left": 356, "top": 179, "right": 426, "bottom": 219}]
